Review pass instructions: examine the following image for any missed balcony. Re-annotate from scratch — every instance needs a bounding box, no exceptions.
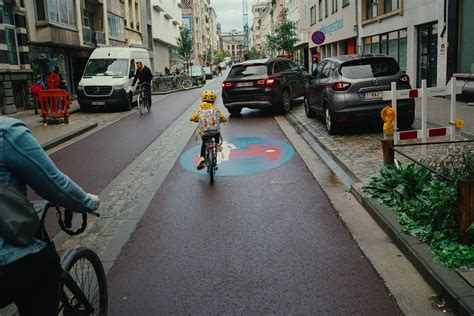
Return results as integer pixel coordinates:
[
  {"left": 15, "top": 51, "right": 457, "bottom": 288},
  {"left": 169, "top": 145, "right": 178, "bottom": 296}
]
[
  {"left": 164, "top": 13, "right": 172, "bottom": 19},
  {"left": 153, "top": 4, "right": 164, "bottom": 12}
]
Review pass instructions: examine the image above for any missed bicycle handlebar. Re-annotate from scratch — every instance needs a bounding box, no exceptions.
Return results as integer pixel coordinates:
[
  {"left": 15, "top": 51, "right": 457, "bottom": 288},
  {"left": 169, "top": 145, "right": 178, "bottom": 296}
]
[{"left": 38, "top": 202, "right": 100, "bottom": 237}]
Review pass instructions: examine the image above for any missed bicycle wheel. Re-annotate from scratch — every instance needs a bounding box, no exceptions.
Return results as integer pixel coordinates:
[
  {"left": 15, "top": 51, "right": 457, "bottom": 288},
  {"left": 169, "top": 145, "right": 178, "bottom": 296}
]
[
  {"left": 60, "top": 247, "right": 108, "bottom": 316},
  {"left": 181, "top": 78, "right": 193, "bottom": 90},
  {"left": 137, "top": 93, "right": 146, "bottom": 115},
  {"left": 209, "top": 150, "right": 215, "bottom": 185}
]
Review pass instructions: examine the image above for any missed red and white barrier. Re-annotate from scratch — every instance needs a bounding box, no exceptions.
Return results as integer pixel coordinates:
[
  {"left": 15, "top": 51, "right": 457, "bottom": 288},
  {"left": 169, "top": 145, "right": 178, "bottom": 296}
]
[{"left": 382, "top": 78, "right": 462, "bottom": 154}]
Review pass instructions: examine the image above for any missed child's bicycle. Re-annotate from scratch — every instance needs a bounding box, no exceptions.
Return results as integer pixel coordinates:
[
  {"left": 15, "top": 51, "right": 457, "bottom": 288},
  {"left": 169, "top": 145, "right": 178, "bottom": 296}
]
[
  {"left": 203, "top": 135, "right": 221, "bottom": 185},
  {"left": 136, "top": 82, "right": 151, "bottom": 115},
  {"left": 6, "top": 202, "right": 108, "bottom": 315}
]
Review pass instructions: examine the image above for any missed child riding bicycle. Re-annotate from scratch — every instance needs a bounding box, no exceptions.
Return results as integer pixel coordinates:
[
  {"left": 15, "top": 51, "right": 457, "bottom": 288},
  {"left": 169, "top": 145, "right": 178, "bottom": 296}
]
[{"left": 190, "top": 90, "right": 227, "bottom": 170}]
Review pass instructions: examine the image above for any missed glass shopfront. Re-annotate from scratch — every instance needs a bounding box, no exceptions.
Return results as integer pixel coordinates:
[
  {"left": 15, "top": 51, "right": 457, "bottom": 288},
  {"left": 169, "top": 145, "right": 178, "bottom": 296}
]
[
  {"left": 363, "top": 29, "right": 407, "bottom": 71},
  {"left": 29, "top": 45, "right": 71, "bottom": 91}
]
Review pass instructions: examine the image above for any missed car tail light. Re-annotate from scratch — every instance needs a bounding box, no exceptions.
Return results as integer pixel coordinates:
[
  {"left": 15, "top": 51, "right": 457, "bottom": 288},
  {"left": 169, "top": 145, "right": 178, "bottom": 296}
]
[
  {"left": 257, "top": 78, "right": 277, "bottom": 85},
  {"left": 399, "top": 74, "right": 410, "bottom": 84},
  {"left": 331, "top": 82, "right": 351, "bottom": 91},
  {"left": 222, "top": 82, "right": 233, "bottom": 88}
]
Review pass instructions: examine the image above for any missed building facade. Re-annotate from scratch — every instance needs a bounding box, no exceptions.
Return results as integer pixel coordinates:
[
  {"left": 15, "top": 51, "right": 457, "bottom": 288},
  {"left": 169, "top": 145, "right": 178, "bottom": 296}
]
[
  {"left": 360, "top": 0, "right": 446, "bottom": 87},
  {"left": 25, "top": 0, "right": 142, "bottom": 101},
  {"left": 0, "top": 0, "right": 30, "bottom": 114},
  {"left": 221, "top": 30, "right": 245, "bottom": 61},
  {"left": 181, "top": 0, "right": 212, "bottom": 65},
  {"left": 251, "top": 1, "right": 269, "bottom": 57},
  {"left": 151, "top": 0, "right": 182, "bottom": 72}
]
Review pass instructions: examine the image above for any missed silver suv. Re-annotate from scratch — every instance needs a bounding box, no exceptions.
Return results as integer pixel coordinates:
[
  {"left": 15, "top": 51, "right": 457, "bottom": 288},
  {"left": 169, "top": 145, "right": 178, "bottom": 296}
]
[{"left": 304, "top": 54, "right": 415, "bottom": 135}]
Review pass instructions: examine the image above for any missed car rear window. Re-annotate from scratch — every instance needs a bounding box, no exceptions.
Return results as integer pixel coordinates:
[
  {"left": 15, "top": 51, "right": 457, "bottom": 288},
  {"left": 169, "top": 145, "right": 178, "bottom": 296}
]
[
  {"left": 229, "top": 65, "right": 268, "bottom": 78},
  {"left": 340, "top": 58, "right": 400, "bottom": 79}
]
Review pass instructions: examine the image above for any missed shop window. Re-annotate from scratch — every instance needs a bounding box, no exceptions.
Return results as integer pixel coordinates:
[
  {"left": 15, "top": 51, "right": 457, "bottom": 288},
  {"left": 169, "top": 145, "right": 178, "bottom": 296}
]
[
  {"left": 371, "top": 35, "right": 380, "bottom": 53},
  {"left": 108, "top": 12, "right": 124, "bottom": 40},
  {"left": 366, "top": 0, "right": 378, "bottom": 19},
  {"left": 384, "top": 0, "right": 399, "bottom": 14}
]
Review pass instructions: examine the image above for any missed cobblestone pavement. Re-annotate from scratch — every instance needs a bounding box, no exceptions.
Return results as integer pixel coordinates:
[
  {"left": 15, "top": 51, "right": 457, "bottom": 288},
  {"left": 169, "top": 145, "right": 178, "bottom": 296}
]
[{"left": 287, "top": 101, "right": 471, "bottom": 185}]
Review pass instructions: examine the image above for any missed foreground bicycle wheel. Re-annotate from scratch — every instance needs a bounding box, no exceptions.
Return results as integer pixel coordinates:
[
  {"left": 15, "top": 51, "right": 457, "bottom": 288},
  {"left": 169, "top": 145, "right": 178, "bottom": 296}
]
[
  {"left": 60, "top": 247, "right": 108, "bottom": 316},
  {"left": 208, "top": 150, "right": 215, "bottom": 185}
]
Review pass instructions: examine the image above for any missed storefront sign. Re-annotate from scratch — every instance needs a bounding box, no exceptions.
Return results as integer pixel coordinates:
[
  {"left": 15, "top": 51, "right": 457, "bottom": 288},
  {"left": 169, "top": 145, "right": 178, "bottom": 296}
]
[{"left": 319, "top": 18, "right": 344, "bottom": 36}]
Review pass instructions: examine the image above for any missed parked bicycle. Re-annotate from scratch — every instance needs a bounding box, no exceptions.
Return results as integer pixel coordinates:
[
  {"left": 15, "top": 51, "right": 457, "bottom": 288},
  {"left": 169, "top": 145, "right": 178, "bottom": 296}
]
[
  {"left": 37, "top": 201, "right": 107, "bottom": 315},
  {"left": 136, "top": 82, "right": 151, "bottom": 115},
  {"left": 151, "top": 74, "right": 193, "bottom": 93}
]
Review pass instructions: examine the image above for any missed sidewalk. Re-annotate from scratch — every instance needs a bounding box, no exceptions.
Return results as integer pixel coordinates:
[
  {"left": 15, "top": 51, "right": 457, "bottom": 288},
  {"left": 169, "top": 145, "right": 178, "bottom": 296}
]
[{"left": 9, "top": 100, "right": 98, "bottom": 150}]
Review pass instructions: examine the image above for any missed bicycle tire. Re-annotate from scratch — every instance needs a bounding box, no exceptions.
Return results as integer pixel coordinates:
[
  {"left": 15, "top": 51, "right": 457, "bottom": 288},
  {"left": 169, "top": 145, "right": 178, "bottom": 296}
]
[
  {"left": 60, "top": 247, "right": 108, "bottom": 316},
  {"left": 181, "top": 78, "right": 193, "bottom": 90},
  {"left": 209, "top": 150, "right": 215, "bottom": 185},
  {"left": 137, "top": 93, "right": 146, "bottom": 115}
]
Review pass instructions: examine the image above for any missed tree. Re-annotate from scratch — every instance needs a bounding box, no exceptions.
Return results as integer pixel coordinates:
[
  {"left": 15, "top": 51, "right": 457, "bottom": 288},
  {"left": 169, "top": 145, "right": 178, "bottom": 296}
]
[
  {"left": 177, "top": 28, "right": 193, "bottom": 72},
  {"left": 266, "top": 9, "right": 299, "bottom": 58},
  {"left": 247, "top": 47, "right": 261, "bottom": 60}
]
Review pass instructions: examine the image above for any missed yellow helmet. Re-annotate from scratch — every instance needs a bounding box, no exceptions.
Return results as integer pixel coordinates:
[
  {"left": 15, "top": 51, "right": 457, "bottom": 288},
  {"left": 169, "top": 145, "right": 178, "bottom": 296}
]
[{"left": 201, "top": 90, "right": 217, "bottom": 103}]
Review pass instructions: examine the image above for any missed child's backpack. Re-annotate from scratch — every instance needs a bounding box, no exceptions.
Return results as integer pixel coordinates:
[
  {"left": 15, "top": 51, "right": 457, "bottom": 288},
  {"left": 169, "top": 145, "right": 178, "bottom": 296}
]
[
  {"left": 198, "top": 108, "right": 221, "bottom": 136},
  {"left": 30, "top": 82, "right": 43, "bottom": 95}
]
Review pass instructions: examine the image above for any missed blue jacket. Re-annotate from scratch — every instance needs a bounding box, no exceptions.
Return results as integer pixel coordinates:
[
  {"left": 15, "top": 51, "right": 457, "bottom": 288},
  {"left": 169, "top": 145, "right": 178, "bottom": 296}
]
[{"left": 0, "top": 117, "right": 97, "bottom": 266}]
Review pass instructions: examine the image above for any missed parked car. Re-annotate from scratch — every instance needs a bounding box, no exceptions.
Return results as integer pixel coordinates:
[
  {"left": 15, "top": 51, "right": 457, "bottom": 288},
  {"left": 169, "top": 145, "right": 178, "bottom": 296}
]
[
  {"left": 304, "top": 54, "right": 415, "bottom": 135},
  {"left": 189, "top": 65, "right": 206, "bottom": 85},
  {"left": 203, "top": 66, "right": 213, "bottom": 79},
  {"left": 221, "top": 58, "right": 308, "bottom": 115}
]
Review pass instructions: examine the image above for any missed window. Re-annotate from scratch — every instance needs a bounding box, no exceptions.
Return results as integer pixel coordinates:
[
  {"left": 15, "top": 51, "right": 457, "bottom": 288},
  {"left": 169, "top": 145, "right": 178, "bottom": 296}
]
[
  {"left": 129, "top": 59, "right": 135, "bottom": 77},
  {"left": 108, "top": 13, "right": 124, "bottom": 40},
  {"left": 318, "top": 0, "right": 323, "bottom": 20},
  {"left": 341, "top": 58, "right": 400, "bottom": 78},
  {"left": 362, "top": 29, "right": 407, "bottom": 71},
  {"left": 46, "top": 0, "right": 75, "bottom": 27},
  {"left": 367, "top": 0, "right": 377, "bottom": 19},
  {"left": 310, "top": 6, "right": 316, "bottom": 25},
  {"left": 343, "top": 0, "right": 350, "bottom": 7},
  {"left": 3, "top": 1, "right": 19, "bottom": 65},
  {"left": 332, "top": 0, "right": 338, "bottom": 13},
  {"left": 384, "top": 0, "right": 399, "bottom": 13},
  {"left": 325, "top": 0, "right": 329, "bottom": 17}
]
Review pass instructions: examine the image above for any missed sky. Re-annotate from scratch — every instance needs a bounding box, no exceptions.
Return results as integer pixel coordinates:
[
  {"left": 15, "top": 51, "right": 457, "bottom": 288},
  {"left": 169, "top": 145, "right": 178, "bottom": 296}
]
[{"left": 211, "top": 0, "right": 261, "bottom": 33}]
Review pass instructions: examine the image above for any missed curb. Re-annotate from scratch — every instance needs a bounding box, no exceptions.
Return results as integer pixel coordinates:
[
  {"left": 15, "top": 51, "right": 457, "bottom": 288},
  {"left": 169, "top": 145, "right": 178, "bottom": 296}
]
[
  {"left": 286, "top": 113, "right": 474, "bottom": 315},
  {"left": 351, "top": 186, "right": 474, "bottom": 316},
  {"left": 41, "top": 122, "right": 98, "bottom": 150}
]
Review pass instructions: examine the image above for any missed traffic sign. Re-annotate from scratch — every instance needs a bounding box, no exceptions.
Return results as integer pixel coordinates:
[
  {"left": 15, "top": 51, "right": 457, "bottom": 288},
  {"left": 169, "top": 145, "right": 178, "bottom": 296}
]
[{"left": 311, "top": 31, "right": 325, "bottom": 45}]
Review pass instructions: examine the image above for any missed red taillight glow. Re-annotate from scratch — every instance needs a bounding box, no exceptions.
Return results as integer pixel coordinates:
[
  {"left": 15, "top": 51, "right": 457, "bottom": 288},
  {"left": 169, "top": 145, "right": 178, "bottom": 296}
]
[
  {"left": 331, "top": 82, "right": 351, "bottom": 91},
  {"left": 222, "top": 82, "right": 233, "bottom": 88},
  {"left": 257, "top": 78, "right": 276, "bottom": 85},
  {"left": 399, "top": 74, "right": 410, "bottom": 84}
]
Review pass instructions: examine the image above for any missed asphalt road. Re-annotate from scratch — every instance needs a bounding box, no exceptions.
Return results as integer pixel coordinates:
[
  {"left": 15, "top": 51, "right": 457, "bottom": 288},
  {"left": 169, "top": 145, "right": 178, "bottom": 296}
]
[{"left": 103, "top": 97, "right": 402, "bottom": 313}]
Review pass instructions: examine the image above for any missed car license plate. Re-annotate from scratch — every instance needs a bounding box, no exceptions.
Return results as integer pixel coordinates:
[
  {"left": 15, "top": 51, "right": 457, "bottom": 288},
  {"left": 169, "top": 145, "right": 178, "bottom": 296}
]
[
  {"left": 92, "top": 101, "right": 105, "bottom": 106},
  {"left": 236, "top": 82, "right": 253, "bottom": 87},
  {"left": 363, "top": 91, "right": 383, "bottom": 100}
]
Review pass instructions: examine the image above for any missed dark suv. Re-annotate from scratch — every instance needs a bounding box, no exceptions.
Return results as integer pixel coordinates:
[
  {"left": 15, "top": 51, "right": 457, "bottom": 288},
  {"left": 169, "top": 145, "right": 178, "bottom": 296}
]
[
  {"left": 222, "top": 58, "right": 308, "bottom": 115},
  {"left": 304, "top": 54, "right": 415, "bottom": 134}
]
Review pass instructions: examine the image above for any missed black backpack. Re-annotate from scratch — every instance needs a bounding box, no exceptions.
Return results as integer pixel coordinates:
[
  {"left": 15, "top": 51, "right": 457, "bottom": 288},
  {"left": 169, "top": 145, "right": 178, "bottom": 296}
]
[{"left": 0, "top": 182, "right": 39, "bottom": 247}]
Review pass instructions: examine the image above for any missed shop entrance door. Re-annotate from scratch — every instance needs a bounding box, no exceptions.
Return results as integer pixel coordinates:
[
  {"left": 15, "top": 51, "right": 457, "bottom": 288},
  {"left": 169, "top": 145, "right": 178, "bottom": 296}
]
[{"left": 417, "top": 22, "right": 438, "bottom": 87}]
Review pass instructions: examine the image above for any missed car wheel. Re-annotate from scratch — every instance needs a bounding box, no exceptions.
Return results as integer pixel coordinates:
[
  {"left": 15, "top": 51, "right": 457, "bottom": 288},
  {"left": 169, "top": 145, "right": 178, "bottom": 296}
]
[
  {"left": 228, "top": 108, "right": 242, "bottom": 116},
  {"left": 325, "top": 107, "right": 339, "bottom": 135},
  {"left": 278, "top": 89, "right": 291, "bottom": 113},
  {"left": 304, "top": 95, "right": 316, "bottom": 118}
]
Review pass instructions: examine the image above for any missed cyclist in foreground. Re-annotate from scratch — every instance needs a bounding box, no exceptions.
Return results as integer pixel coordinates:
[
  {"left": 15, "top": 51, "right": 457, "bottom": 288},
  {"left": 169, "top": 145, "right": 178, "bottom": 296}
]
[
  {"left": 132, "top": 61, "right": 153, "bottom": 109},
  {"left": 0, "top": 117, "right": 99, "bottom": 315},
  {"left": 190, "top": 90, "right": 227, "bottom": 170}
]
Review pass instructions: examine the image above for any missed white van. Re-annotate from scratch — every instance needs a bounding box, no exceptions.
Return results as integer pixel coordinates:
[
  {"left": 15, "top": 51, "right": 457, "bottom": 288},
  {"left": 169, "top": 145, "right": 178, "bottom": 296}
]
[{"left": 77, "top": 47, "right": 151, "bottom": 111}]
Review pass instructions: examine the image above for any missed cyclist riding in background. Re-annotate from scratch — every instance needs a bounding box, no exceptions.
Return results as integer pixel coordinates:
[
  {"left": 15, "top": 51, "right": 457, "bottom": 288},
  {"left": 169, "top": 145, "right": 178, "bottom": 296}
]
[
  {"left": 132, "top": 61, "right": 153, "bottom": 108},
  {"left": 0, "top": 117, "right": 99, "bottom": 315},
  {"left": 190, "top": 90, "right": 227, "bottom": 170}
]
